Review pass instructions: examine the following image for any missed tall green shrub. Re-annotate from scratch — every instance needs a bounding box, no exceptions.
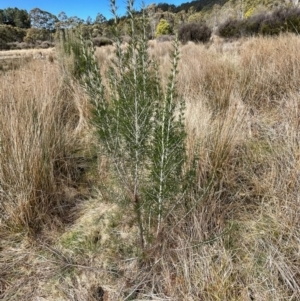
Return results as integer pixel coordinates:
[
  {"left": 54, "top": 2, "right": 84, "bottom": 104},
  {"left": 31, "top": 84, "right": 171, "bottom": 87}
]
[{"left": 66, "top": 0, "right": 187, "bottom": 249}]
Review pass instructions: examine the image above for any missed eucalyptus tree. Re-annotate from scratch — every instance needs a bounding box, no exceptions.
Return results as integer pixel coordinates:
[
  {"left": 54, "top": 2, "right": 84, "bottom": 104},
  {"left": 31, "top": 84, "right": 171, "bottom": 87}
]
[
  {"left": 29, "top": 8, "right": 58, "bottom": 30},
  {"left": 29, "top": 8, "right": 58, "bottom": 41}
]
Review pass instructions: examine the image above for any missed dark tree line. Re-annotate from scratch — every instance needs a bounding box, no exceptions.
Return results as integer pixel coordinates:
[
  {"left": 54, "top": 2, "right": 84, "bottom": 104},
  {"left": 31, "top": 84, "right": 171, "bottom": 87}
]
[
  {"left": 156, "top": 0, "right": 227, "bottom": 14},
  {"left": 0, "top": 7, "right": 31, "bottom": 28}
]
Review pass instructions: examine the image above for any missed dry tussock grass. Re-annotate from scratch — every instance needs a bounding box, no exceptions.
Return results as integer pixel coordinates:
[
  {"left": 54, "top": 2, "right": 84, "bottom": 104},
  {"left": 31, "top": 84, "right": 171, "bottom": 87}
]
[
  {"left": 0, "top": 47, "right": 55, "bottom": 59},
  {"left": 0, "top": 48, "right": 56, "bottom": 72},
  {"left": 2, "top": 33, "right": 300, "bottom": 300},
  {"left": 0, "top": 57, "right": 95, "bottom": 301},
  {"left": 238, "top": 34, "right": 300, "bottom": 109},
  {"left": 0, "top": 58, "right": 93, "bottom": 233}
]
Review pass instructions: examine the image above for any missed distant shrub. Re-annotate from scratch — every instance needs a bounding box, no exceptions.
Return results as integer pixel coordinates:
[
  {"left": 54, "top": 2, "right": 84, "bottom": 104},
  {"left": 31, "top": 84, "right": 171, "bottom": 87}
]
[
  {"left": 260, "top": 8, "right": 300, "bottom": 36},
  {"left": 217, "top": 19, "right": 242, "bottom": 39},
  {"left": 178, "top": 22, "right": 212, "bottom": 44},
  {"left": 155, "top": 19, "right": 172, "bottom": 37},
  {"left": 40, "top": 41, "right": 51, "bottom": 48},
  {"left": 242, "top": 13, "right": 267, "bottom": 36},
  {"left": 245, "top": 7, "right": 255, "bottom": 19},
  {"left": 218, "top": 7, "right": 300, "bottom": 38},
  {"left": 92, "top": 37, "right": 113, "bottom": 47},
  {"left": 24, "top": 28, "right": 50, "bottom": 44},
  {"left": 91, "top": 24, "right": 103, "bottom": 37},
  {"left": 78, "top": 24, "right": 91, "bottom": 40},
  {"left": 0, "top": 25, "right": 27, "bottom": 50}
]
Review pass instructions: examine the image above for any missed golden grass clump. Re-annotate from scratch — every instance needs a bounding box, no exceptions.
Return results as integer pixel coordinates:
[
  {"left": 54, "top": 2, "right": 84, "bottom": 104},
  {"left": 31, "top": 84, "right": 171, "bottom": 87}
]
[
  {"left": 238, "top": 34, "right": 300, "bottom": 109},
  {"left": 0, "top": 58, "right": 91, "bottom": 234}
]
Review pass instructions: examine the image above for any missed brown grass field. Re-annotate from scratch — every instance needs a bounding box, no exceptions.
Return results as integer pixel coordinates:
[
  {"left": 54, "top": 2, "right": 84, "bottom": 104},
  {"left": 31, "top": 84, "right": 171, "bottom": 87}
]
[{"left": 1, "top": 34, "right": 300, "bottom": 300}]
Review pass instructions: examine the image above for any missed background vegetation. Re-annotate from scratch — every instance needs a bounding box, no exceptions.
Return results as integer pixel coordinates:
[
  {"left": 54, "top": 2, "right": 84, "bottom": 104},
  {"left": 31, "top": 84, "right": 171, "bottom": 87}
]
[{"left": 218, "top": 7, "right": 300, "bottom": 38}]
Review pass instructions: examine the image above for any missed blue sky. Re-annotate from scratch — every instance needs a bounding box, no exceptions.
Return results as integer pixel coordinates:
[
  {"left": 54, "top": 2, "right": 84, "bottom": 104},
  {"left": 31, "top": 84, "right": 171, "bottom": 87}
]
[{"left": 0, "top": 0, "right": 185, "bottom": 21}]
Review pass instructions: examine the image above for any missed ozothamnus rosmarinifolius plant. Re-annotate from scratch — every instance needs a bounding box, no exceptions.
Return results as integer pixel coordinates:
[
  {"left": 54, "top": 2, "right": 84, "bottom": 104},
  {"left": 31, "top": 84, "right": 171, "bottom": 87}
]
[{"left": 66, "top": 0, "right": 190, "bottom": 250}]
